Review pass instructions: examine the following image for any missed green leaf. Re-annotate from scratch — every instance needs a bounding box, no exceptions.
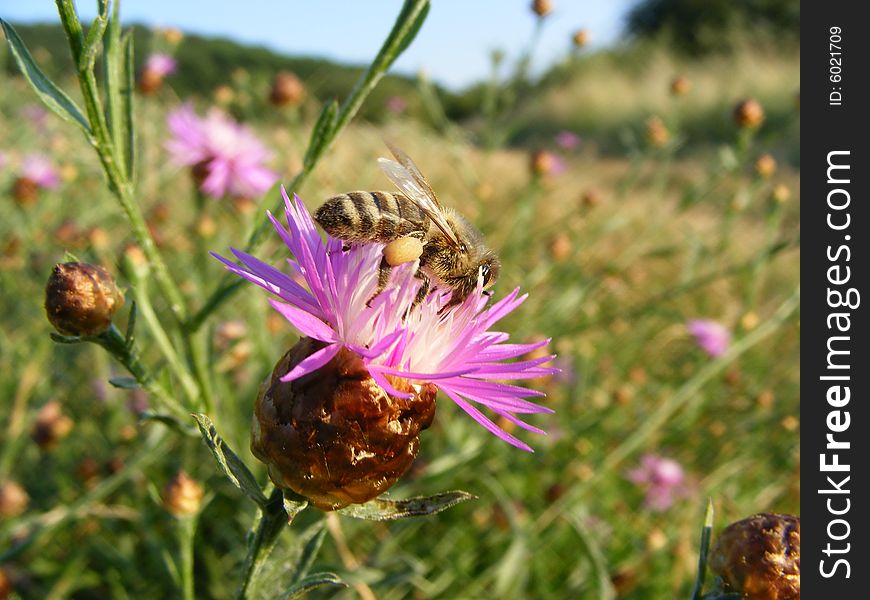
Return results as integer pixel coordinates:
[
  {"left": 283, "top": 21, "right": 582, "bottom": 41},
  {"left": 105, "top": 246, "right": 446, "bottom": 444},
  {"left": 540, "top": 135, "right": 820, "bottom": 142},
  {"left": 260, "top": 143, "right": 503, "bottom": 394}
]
[
  {"left": 50, "top": 332, "right": 84, "bottom": 344},
  {"left": 336, "top": 490, "right": 476, "bottom": 521},
  {"left": 121, "top": 31, "right": 136, "bottom": 180},
  {"left": 390, "top": 1, "right": 430, "bottom": 68},
  {"left": 1, "top": 19, "right": 91, "bottom": 134},
  {"left": 288, "top": 522, "right": 326, "bottom": 583},
  {"left": 303, "top": 100, "right": 339, "bottom": 170},
  {"left": 281, "top": 573, "right": 345, "bottom": 599},
  {"left": 78, "top": 12, "right": 108, "bottom": 73},
  {"left": 102, "top": 1, "right": 131, "bottom": 180},
  {"left": 282, "top": 492, "right": 309, "bottom": 524},
  {"left": 191, "top": 413, "right": 268, "bottom": 508},
  {"left": 108, "top": 376, "right": 139, "bottom": 389},
  {"left": 124, "top": 300, "right": 137, "bottom": 347}
]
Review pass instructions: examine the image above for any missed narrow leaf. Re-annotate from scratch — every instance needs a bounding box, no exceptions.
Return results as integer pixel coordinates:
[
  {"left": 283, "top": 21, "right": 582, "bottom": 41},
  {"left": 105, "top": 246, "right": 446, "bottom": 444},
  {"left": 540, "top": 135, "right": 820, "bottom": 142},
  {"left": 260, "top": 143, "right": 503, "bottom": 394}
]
[
  {"left": 390, "top": 1, "right": 430, "bottom": 67},
  {"left": 102, "top": 0, "right": 129, "bottom": 179},
  {"left": 282, "top": 573, "right": 346, "bottom": 600},
  {"left": 1, "top": 19, "right": 91, "bottom": 134},
  {"left": 125, "top": 300, "right": 137, "bottom": 347},
  {"left": 289, "top": 522, "right": 326, "bottom": 583},
  {"left": 336, "top": 491, "right": 476, "bottom": 521},
  {"left": 303, "top": 100, "right": 339, "bottom": 170},
  {"left": 78, "top": 13, "right": 108, "bottom": 72},
  {"left": 282, "top": 492, "right": 309, "bottom": 524},
  {"left": 50, "top": 332, "right": 84, "bottom": 344},
  {"left": 192, "top": 413, "right": 268, "bottom": 507},
  {"left": 108, "top": 376, "right": 139, "bottom": 389},
  {"left": 121, "top": 31, "right": 136, "bottom": 179}
]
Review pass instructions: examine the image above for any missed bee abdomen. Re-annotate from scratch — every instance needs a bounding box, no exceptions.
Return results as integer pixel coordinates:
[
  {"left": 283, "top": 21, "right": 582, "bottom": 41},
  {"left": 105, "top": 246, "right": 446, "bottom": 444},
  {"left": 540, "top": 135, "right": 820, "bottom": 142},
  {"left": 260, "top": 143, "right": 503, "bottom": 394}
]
[{"left": 315, "top": 192, "right": 426, "bottom": 243}]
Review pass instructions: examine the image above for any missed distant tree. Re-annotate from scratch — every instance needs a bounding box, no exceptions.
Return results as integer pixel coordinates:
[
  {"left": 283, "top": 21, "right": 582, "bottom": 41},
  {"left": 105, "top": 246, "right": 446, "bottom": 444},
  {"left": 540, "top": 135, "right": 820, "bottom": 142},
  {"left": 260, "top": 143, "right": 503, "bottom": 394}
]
[{"left": 625, "top": 0, "right": 799, "bottom": 53}]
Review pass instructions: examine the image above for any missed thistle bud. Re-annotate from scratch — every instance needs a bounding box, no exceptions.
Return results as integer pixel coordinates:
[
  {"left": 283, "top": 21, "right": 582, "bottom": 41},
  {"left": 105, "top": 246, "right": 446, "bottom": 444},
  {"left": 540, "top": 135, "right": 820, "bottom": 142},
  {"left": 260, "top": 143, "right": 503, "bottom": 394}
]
[
  {"left": 709, "top": 513, "right": 800, "bottom": 600},
  {"left": 45, "top": 262, "right": 124, "bottom": 337},
  {"left": 755, "top": 153, "right": 777, "bottom": 178},
  {"left": 269, "top": 71, "right": 305, "bottom": 107},
  {"left": 529, "top": 149, "right": 563, "bottom": 178},
  {"left": 572, "top": 29, "right": 589, "bottom": 48},
  {"left": 734, "top": 98, "right": 765, "bottom": 129},
  {"left": 531, "top": 0, "right": 553, "bottom": 17},
  {"left": 771, "top": 183, "right": 790, "bottom": 204},
  {"left": 670, "top": 76, "right": 690, "bottom": 96},
  {"left": 251, "top": 337, "right": 437, "bottom": 511},
  {"left": 30, "top": 401, "right": 73, "bottom": 450},
  {"left": 0, "top": 567, "right": 12, "bottom": 599},
  {"left": 163, "top": 470, "right": 205, "bottom": 517},
  {"left": 0, "top": 480, "right": 29, "bottom": 518},
  {"left": 11, "top": 176, "right": 39, "bottom": 205}
]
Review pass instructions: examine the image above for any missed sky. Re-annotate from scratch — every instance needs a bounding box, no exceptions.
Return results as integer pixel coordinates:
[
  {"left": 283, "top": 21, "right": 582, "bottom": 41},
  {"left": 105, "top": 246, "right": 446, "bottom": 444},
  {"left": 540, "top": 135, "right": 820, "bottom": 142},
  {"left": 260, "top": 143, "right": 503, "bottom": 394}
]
[{"left": 1, "top": 1, "right": 638, "bottom": 90}]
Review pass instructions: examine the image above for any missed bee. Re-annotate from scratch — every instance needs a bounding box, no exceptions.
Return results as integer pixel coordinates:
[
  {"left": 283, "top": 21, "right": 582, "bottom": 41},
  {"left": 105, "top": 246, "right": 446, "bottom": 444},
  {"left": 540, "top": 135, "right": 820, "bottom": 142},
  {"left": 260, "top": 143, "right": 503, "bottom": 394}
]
[{"left": 314, "top": 143, "right": 500, "bottom": 308}]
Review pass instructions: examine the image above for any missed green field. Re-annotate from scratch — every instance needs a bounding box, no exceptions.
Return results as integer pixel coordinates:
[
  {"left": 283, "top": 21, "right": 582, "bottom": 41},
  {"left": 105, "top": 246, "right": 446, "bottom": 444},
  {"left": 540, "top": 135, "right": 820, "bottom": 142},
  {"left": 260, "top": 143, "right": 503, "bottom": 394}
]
[{"left": 1, "top": 5, "right": 799, "bottom": 599}]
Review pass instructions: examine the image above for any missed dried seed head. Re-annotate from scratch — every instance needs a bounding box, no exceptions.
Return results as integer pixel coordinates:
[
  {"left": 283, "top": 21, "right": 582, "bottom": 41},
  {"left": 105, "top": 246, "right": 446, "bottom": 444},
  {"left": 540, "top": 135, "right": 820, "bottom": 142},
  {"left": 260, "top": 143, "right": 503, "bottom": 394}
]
[
  {"left": 670, "top": 76, "right": 690, "bottom": 96},
  {"left": 734, "top": 98, "right": 765, "bottom": 129},
  {"left": 45, "top": 262, "right": 124, "bottom": 337},
  {"left": 709, "top": 513, "right": 800, "bottom": 600},
  {"left": 0, "top": 480, "right": 29, "bottom": 518},
  {"left": 30, "top": 401, "right": 74, "bottom": 450},
  {"left": 251, "top": 338, "right": 437, "bottom": 511},
  {"left": 163, "top": 471, "right": 205, "bottom": 517},
  {"left": 383, "top": 236, "right": 424, "bottom": 266},
  {"left": 531, "top": 0, "right": 553, "bottom": 17},
  {"left": 755, "top": 153, "right": 777, "bottom": 178},
  {"left": 269, "top": 71, "right": 305, "bottom": 107},
  {"left": 572, "top": 29, "right": 589, "bottom": 48}
]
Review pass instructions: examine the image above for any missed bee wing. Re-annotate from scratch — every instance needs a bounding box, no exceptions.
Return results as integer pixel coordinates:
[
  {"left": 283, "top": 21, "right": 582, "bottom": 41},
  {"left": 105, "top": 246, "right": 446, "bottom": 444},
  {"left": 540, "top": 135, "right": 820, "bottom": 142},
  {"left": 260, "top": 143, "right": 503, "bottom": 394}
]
[{"left": 377, "top": 156, "right": 462, "bottom": 250}]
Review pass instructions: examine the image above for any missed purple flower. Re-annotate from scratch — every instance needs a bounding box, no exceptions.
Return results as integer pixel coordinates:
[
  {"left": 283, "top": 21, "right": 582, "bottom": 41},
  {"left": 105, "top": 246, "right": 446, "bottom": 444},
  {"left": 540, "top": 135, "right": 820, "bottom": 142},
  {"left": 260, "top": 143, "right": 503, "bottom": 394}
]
[
  {"left": 166, "top": 104, "right": 278, "bottom": 200},
  {"left": 213, "top": 191, "right": 557, "bottom": 451},
  {"left": 21, "top": 154, "right": 60, "bottom": 189},
  {"left": 386, "top": 95, "right": 408, "bottom": 114},
  {"left": 687, "top": 319, "right": 731, "bottom": 357},
  {"left": 144, "top": 53, "right": 177, "bottom": 77},
  {"left": 554, "top": 130, "right": 581, "bottom": 151},
  {"left": 628, "top": 454, "right": 686, "bottom": 511}
]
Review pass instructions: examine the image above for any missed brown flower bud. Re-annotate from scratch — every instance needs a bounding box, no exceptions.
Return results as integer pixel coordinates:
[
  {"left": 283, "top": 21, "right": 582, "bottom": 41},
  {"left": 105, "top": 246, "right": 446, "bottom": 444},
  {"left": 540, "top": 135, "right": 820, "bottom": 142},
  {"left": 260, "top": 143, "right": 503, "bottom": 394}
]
[
  {"left": 531, "top": 0, "right": 553, "bottom": 17},
  {"left": 269, "top": 71, "right": 305, "bottom": 107},
  {"left": 0, "top": 480, "right": 29, "bottom": 518},
  {"left": 548, "top": 232, "right": 572, "bottom": 263},
  {"left": 214, "top": 84, "right": 236, "bottom": 106},
  {"left": 734, "top": 98, "right": 765, "bottom": 129},
  {"left": 137, "top": 69, "right": 164, "bottom": 95},
  {"left": 709, "top": 513, "right": 800, "bottom": 600},
  {"left": 670, "top": 76, "right": 690, "bottom": 96},
  {"left": 252, "top": 337, "right": 436, "bottom": 511},
  {"left": 163, "top": 470, "right": 205, "bottom": 517},
  {"left": 572, "top": 29, "right": 589, "bottom": 48},
  {"left": 45, "top": 262, "right": 124, "bottom": 337},
  {"left": 645, "top": 115, "right": 671, "bottom": 147},
  {"left": 11, "top": 177, "right": 39, "bottom": 205},
  {"left": 771, "top": 183, "right": 790, "bottom": 204},
  {"left": 529, "top": 149, "right": 559, "bottom": 177},
  {"left": 0, "top": 567, "right": 12, "bottom": 599},
  {"left": 30, "top": 401, "right": 73, "bottom": 450},
  {"left": 581, "top": 188, "right": 602, "bottom": 208},
  {"left": 162, "top": 27, "right": 184, "bottom": 46},
  {"left": 755, "top": 153, "right": 777, "bottom": 178}
]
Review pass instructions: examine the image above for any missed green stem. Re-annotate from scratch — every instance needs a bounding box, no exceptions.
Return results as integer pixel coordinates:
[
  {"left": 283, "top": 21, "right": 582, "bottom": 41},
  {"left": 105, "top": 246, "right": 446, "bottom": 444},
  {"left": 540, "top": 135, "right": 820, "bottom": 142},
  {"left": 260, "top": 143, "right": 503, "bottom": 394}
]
[
  {"left": 236, "top": 490, "right": 288, "bottom": 600},
  {"left": 55, "top": 0, "right": 188, "bottom": 326},
  {"left": 188, "top": 0, "right": 431, "bottom": 333},
  {"left": 178, "top": 516, "right": 198, "bottom": 600},
  {"left": 689, "top": 500, "right": 715, "bottom": 600}
]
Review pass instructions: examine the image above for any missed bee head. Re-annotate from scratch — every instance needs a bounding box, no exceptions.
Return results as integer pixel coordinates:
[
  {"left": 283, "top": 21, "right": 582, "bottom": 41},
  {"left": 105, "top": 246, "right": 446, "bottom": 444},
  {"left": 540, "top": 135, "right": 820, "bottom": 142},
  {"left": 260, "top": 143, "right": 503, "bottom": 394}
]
[{"left": 479, "top": 252, "right": 500, "bottom": 289}]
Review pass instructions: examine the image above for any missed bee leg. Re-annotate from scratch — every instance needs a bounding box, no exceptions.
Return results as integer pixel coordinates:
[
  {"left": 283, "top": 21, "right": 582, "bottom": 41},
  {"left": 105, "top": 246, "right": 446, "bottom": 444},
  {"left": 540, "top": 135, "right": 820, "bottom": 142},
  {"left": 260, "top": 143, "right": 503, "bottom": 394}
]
[
  {"left": 366, "top": 257, "right": 394, "bottom": 307},
  {"left": 412, "top": 271, "right": 430, "bottom": 306}
]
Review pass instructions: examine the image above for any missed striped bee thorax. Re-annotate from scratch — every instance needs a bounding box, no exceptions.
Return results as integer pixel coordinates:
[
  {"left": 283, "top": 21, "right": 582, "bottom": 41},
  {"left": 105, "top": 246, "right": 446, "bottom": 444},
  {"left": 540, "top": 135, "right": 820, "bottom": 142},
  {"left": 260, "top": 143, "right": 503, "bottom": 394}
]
[{"left": 314, "top": 191, "right": 430, "bottom": 243}]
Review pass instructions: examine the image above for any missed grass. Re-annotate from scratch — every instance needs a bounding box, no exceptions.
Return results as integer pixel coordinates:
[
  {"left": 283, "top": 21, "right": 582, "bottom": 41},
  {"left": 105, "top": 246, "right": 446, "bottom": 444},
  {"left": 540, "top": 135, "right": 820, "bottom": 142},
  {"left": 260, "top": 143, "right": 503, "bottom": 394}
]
[{"left": 0, "top": 20, "right": 799, "bottom": 599}]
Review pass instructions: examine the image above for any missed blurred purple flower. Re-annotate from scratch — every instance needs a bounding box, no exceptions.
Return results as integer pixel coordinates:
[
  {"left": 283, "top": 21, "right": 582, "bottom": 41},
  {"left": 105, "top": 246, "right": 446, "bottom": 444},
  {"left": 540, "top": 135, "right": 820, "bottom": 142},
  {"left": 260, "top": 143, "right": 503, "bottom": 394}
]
[
  {"left": 144, "top": 53, "right": 177, "bottom": 77},
  {"left": 0, "top": 151, "right": 7, "bottom": 171},
  {"left": 687, "top": 319, "right": 731, "bottom": 358},
  {"left": 213, "top": 191, "right": 557, "bottom": 451},
  {"left": 166, "top": 104, "right": 278, "bottom": 200},
  {"left": 554, "top": 130, "right": 581, "bottom": 151},
  {"left": 386, "top": 95, "right": 408, "bottom": 114},
  {"left": 628, "top": 454, "right": 686, "bottom": 511},
  {"left": 21, "top": 154, "right": 60, "bottom": 189},
  {"left": 21, "top": 105, "right": 50, "bottom": 130}
]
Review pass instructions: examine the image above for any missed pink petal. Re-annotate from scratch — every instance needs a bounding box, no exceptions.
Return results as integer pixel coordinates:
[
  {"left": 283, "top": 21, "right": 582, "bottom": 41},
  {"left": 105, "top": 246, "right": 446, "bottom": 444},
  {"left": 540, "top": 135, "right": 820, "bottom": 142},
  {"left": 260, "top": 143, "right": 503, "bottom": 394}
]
[{"left": 279, "top": 343, "right": 342, "bottom": 382}]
